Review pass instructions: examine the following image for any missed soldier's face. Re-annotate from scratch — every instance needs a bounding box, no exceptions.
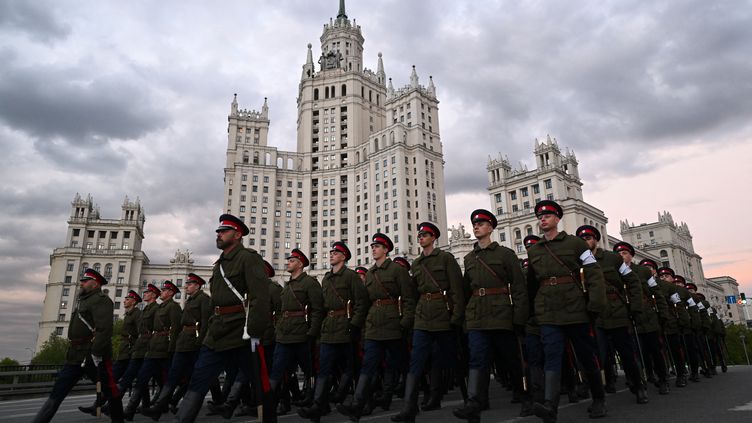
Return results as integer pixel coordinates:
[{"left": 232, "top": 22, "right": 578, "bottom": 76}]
[
  {"left": 160, "top": 289, "right": 174, "bottom": 301},
  {"left": 124, "top": 297, "right": 136, "bottom": 308},
  {"left": 618, "top": 251, "right": 633, "bottom": 263},
  {"left": 417, "top": 232, "right": 435, "bottom": 248},
  {"left": 287, "top": 257, "right": 302, "bottom": 273},
  {"left": 581, "top": 235, "right": 598, "bottom": 250},
  {"left": 472, "top": 221, "right": 493, "bottom": 239},
  {"left": 371, "top": 244, "right": 387, "bottom": 260},
  {"left": 185, "top": 282, "right": 200, "bottom": 295},
  {"left": 538, "top": 213, "right": 559, "bottom": 231},
  {"left": 79, "top": 278, "right": 98, "bottom": 293},
  {"left": 329, "top": 250, "right": 345, "bottom": 266},
  {"left": 143, "top": 291, "right": 156, "bottom": 302},
  {"left": 216, "top": 229, "right": 240, "bottom": 249},
  {"left": 660, "top": 274, "right": 674, "bottom": 283}
]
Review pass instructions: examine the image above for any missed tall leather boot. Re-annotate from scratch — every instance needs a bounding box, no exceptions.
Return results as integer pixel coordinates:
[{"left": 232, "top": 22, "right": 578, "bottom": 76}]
[
  {"left": 585, "top": 371, "right": 607, "bottom": 418},
  {"left": 477, "top": 369, "right": 490, "bottom": 410},
  {"left": 215, "top": 381, "right": 244, "bottom": 419},
  {"left": 336, "top": 374, "right": 370, "bottom": 422},
  {"left": 174, "top": 390, "right": 205, "bottom": 423},
  {"left": 630, "top": 368, "right": 648, "bottom": 404},
  {"left": 78, "top": 398, "right": 103, "bottom": 416},
  {"left": 330, "top": 373, "right": 352, "bottom": 404},
  {"left": 142, "top": 385, "right": 176, "bottom": 421},
  {"left": 391, "top": 374, "right": 419, "bottom": 423},
  {"left": 170, "top": 384, "right": 188, "bottom": 414},
  {"left": 533, "top": 371, "right": 561, "bottom": 423},
  {"left": 294, "top": 375, "right": 315, "bottom": 407},
  {"left": 31, "top": 397, "right": 63, "bottom": 423},
  {"left": 298, "top": 376, "right": 330, "bottom": 423},
  {"left": 123, "top": 387, "right": 144, "bottom": 421},
  {"left": 375, "top": 370, "right": 397, "bottom": 411},
  {"left": 452, "top": 369, "right": 481, "bottom": 423},
  {"left": 422, "top": 366, "right": 443, "bottom": 411},
  {"left": 521, "top": 366, "right": 544, "bottom": 417},
  {"left": 108, "top": 396, "right": 125, "bottom": 423}
]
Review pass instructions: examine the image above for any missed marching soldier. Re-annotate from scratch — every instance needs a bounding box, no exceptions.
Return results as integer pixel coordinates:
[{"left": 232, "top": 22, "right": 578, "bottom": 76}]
[
  {"left": 298, "top": 241, "right": 369, "bottom": 422},
  {"left": 338, "top": 233, "right": 416, "bottom": 422},
  {"left": 33, "top": 268, "right": 124, "bottom": 423},
  {"left": 655, "top": 266, "right": 689, "bottom": 387},
  {"left": 687, "top": 285, "right": 714, "bottom": 377},
  {"left": 614, "top": 243, "right": 670, "bottom": 395},
  {"left": 670, "top": 273, "right": 702, "bottom": 382},
  {"left": 79, "top": 290, "right": 142, "bottom": 416},
  {"left": 143, "top": 274, "right": 211, "bottom": 420},
  {"left": 521, "top": 235, "right": 544, "bottom": 416},
  {"left": 270, "top": 249, "right": 324, "bottom": 413},
  {"left": 525, "top": 201, "right": 608, "bottom": 423},
  {"left": 392, "top": 222, "right": 464, "bottom": 423},
  {"left": 125, "top": 280, "right": 182, "bottom": 420},
  {"left": 453, "top": 210, "right": 527, "bottom": 423},
  {"left": 174, "top": 214, "right": 271, "bottom": 423},
  {"left": 576, "top": 226, "right": 647, "bottom": 404}
]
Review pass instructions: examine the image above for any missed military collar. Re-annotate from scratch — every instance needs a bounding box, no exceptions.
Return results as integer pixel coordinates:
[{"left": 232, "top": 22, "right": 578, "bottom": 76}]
[
  {"left": 539, "top": 231, "right": 568, "bottom": 243},
  {"left": 421, "top": 247, "right": 441, "bottom": 258},
  {"left": 473, "top": 241, "right": 498, "bottom": 252},
  {"left": 372, "top": 258, "right": 393, "bottom": 271},
  {"left": 216, "top": 244, "right": 245, "bottom": 263},
  {"left": 160, "top": 297, "right": 174, "bottom": 307},
  {"left": 187, "top": 290, "right": 203, "bottom": 301},
  {"left": 79, "top": 286, "right": 101, "bottom": 300},
  {"left": 327, "top": 265, "right": 347, "bottom": 277},
  {"left": 289, "top": 271, "right": 308, "bottom": 283},
  {"left": 125, "top": 307, "right": 135, "bottom": 315}
]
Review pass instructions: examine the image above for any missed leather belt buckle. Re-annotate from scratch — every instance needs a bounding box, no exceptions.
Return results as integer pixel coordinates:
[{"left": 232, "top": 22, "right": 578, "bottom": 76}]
[
  {"left": 425, "top": 292, "right": 432, "bottom": 300},
  {"left": 549, "top": 277, "right": 558, "bottom": 286},
  {"left": 328, "top": 310, "right": 335, "bottom": 317},
  {"left": 478, "top": 287, "right": 486, "bottom": 296},
  {"left": 375, "top": 299, "right": 382, "bottom": 306},
  {"left": 213, "top": 306, "right": 221, "bottom": 315},
  {"left": 283, "top": 311, "right": 290, "bottom": 318}
]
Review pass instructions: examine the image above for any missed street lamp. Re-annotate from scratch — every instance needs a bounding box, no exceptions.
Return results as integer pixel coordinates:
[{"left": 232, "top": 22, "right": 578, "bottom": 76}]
[{"left": 741, "top": 334, "right": 750, "bottom": 365}]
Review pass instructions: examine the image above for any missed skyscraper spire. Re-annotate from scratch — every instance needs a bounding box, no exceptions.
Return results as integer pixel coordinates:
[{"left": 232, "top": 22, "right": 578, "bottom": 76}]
[
  {"left": 337, "top": 0, "right": 347, "bottom": 19},
  {"left": 410, "top": 65, "right": 419, "bottom": 88},
  {"left": 231, "top": 93, "right": 238, "bottom": 115},
  {"left": 377, "top": 52, "right": 385, "bottom": 85}
]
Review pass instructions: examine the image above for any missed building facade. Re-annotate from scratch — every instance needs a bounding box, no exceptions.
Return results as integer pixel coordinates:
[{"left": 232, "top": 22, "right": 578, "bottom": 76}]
[
  {"left": 222, "top": 2, "right": 447, "bottom": 275},
  {"left": 706, "top": 276, "right": 745, "bottom": 325},
  {"left": 486, "top": 136, "right": 608, "bottom": 256},
  {"left": 36, "top": 194, "right": 212, "bottom": 352}
]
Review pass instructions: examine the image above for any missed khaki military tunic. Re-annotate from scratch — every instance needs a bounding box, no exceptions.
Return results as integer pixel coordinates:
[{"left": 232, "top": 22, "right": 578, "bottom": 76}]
[
  {"left": 276, "top": 272, "right": 324, "bottom": 344},
  {"left": 175, "top": 290, "right": 211, "bottom": 352},
  {"left": 364, "top": 258, "right": 416, "bottom": 341},
  {"left": 147, "top": 297, "right": 182, "bottom": 358},
  {"left": 132, "top": 301, "right": 158, "bottom": 359},
  {"left": 66, "top": 287, "right": 114, "bottom": 364},
  {"left": 320, "top": 266, "right": 369, "bottom": 343},
  {"left": 116, "top": 307, "right": 142, "bottom": 361}
]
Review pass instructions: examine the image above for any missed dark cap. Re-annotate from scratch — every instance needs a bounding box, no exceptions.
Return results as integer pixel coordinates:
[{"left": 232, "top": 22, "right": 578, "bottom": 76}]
[
  {"left": 80, "top": 268, "right": 107, "bottom": 285},
  {"left": 674, "top": 275, "right": 686, "bottom": 285},
  {"left": 613, "top": 242, "right": 635, "bottom": 256},
  {"left": 470, "top": 209, "right": 497, "bottom": 229},
  {"left": 263, "top": 260, "right": 275, "bottom": 278},
  {"left": 371, "top": 233, "right": 394, "bottom": 252},
  {"left": 393, "top": 256, "right": 411, "bottom": 271},
  {"left": 355, "top": 266, "right": 368, "bottom": 275},
  {"left": 417, "top": 222, "right": 441, "bottom": 239},
  {"left": 126, "top": 290, "right": 142, "bottom": 303},
  {"left": 288, "top": 248, "right": 310, "bottom": 267},
  {"left": 144, "top": 283, "right": 161, "bottom": 295},
  {"left": 163, "top": 280, "right": 179, "bottom": 293},
  {"left": 186, "top": 273, "right": 206, "bottom": 285},
  {"left": 216, "top": 213, "right": 249, "bottom": 236},
  {"left": 639, "top": 259, "right": 658, "bottom": 269},
  {"left": 696, "top": 292, "right": 705, "bottom": 300},
  {"left": 330, "top": 241, "right": 352, "bottom": 261},
  {"left": 685, "top": 282, "right": 697, "bottom": 291},
  {"left": 535, "top": 200, "right": 563, "bottom": 218},
  {"left": 657, "top": 267, "right": 675, "bottom": 278},
  {"left": 523, "top": 235, "right": 541, "bottom": 249},
  {"left": 576, "top": 225, "right": 601, "bottom": 241}
]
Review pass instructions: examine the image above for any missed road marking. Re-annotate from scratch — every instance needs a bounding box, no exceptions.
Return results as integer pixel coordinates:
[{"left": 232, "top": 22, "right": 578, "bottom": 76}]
[{"left": 729, "top": 400, "right": 752, "bottom": 411}]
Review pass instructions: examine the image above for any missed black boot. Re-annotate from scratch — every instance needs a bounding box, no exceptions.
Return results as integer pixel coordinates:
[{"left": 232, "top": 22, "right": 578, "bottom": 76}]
[
  {"left": 585, "top": 371, "right": 607, "bottom": 419},
  {"left": 142, "top": 385, "right": 176, "bottom": 421},
  {"left": 631, "top": 371, "right": 648, "bottom": 405},
  {"left": 422, "top": 366, "right": 443, "bottom": 411},
  {"left": 477, "top": 370, "right": 490, "bottom": 410},
  {"left": 452, "top": 369, "right": 481, "bottom": 423},
  {"left": 32, "top": 398, "right": 63, "bottom": 423},
  {"left": 336, "top": 374, "right": 370, "bottom": 422},
  {"left": 392, "top": 374, "right": 419, "bottom": 423},
  {"left": 375, "top": 371, "right": 397, "bottom": 411},
  {"left": 123, "top": 387, "right": 144, "bottom": 421},
  {"left": 298, "top": 376, "right": 330, "bottom": 423},
  {"left": 78, "top": 399, "right": 99, "bottom": 416},
  {"left": 109, "top": 396, "right": 125, "bottom": 423},
  {"left": 533, "top": 371, "right": 561, "bottom": 423},
  {"left": 294, "top": 376, "right": 315, "bottom": 407},
  {"left": 330, "top": 373, "right": 352, "bottom": 404},
  {"left": 170, "top": 384, "right": 188, "bottom": 414},
  {"left": 174, "top": 391, "right": 205, "bottom": 423}
]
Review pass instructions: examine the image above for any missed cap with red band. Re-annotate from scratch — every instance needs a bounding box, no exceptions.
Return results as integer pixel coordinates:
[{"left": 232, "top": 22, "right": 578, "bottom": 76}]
[
  {"left": 613, "top": 241, "right": 635, "bottom": 256},
  {"left": 288, "top": 248, "right": 310, "bottom": 267},
  {"left": 657, "top": 267, "right": 675, "bottom": 278},
  {"left": 355, "top": 266, "right": 368, "bottom": 275},
  {"left": 80, "top": 268, "right": 108, "bottom": 285},
  {"left": 186, "top": 273, "right": 206, "bottom": 285},
  {"left": 417, "top": 222, "right": 441, "bottom": 239},
  {"left": 370, "top": 233, "right": 394, "bottom": 252},
  {"left": 535, "top": 200, "right": 563, "bottom": 218},
  {"left": 330, "top": 241, "right": 352, "bottom": 261},
  {"left": 639, "top": 259, "right": 658, "bottom": 269},
  {"left": 470, "top": 208, "right": 498, "bottom": 229},
  {"left": 576, "top": 225, "right": 601, "bottom": 241},
  {"left": 393, "top": 256, "right": 411, "bottom": 271},
  {"left": 144, "top": 283, "right": 161, "bottom": 295},
  {"left": 523, "top": 235, "right": 541, "bottom": 249},
  {"left": 685, "top": 282, "right": 697, "bottom": 291},
  {"left": 263, "top": 260, "right": 275, "bottom": 278},
  {"left": 163, "top": 281, "right": 179, "bottom": 293},
  {"left": 216, "top": 213, "right": 249, "bottom": 236},
  {"left": 126, "top": 290, "right": 142, "bottom": 303}
]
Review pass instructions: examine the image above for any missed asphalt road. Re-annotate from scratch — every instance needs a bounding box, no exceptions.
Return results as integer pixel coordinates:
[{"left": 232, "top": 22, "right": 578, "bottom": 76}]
[{"left": 3, "top": 366, "right": 751, "bottom": 423}]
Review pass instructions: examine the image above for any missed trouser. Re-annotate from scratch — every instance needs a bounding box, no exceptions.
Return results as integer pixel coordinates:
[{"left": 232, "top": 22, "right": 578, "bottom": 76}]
[
  {"left": 540, "top": 323, "right": 601, "bottom": 373},
  {"left": 665, "top": 333, "right": 687, "bottom": 374},
  {"left": 118, "top": 358, "right": 144, "bottom": 392},
  {"left": 165, "top": 351, "right": 199, "bottom": 389},
  {"left": 133, "top": 357, "right": 170, "bottom": 391},
  {"left": 270, "top": 342, "right": 313, "bottom": 381},
  {"left": 639, "top": 331, "right": 668, "bottom": 381},
  {"left": 467, "top": 329, "right": 523, "bottom": 398},
  {"left": 596, "top": 326, "right": 643, "bottom": 388},
  {"left": 683, "top": 332, "right": 701, "bottom": 374},
  {"left": 113, "top": 359, "right": 129, "bottom": 383},
  {"left": 360, "top": 339, "right": 405, "bottom": 377}
]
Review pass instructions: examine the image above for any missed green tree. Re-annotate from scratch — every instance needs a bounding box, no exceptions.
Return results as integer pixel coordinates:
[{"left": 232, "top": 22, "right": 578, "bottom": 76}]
[
  {"left": 31, "top": 334, "right": 69, "bottom": 365},
  {"left": 111, "top": 317, "right": 124, "bottom": 358},
  {"left": 0, "top": 357, "right": 20, "bottom": 366},
  {"left": 722, "top": 324, "right": 751, "bottom": 365}
]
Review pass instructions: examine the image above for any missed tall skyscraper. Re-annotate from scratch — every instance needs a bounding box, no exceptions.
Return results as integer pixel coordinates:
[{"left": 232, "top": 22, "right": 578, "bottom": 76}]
[{"left": 223, "top": 1, "right": 447, "bottom": 274}]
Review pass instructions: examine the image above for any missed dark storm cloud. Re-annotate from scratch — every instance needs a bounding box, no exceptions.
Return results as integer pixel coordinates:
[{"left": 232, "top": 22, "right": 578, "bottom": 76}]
[{"left": 0, "top": 0, "right": 70, "bottom": 42}]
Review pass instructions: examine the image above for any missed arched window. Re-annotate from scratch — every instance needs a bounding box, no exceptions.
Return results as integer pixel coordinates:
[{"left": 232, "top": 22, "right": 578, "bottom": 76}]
[
  {"left": 514, "top": 229, "right": 522, "bottom": 240},
  {"left": 390, "top": 132, "right": 395, "bottom": 144},
  {"left": 325, "top": 87, "right": 329, "bottom": 99},
  {"left": 314, "top": 88, "right": 319, "bottom": 100},
  {"left": 277, "top": 157, "right": 284, "bottom": 168},
  {"left": 341, "top": 84, "right": 347, "bottom": 97},
  {"left": 265, "top": 152, "right": 272, "bottom": 165},
  {"left": 93, "top": 263, "right": 101, "bottom": 272},
  {"left": 104, "top": 264, "right": 112, "bottom": 277},
  {"left": 287, "top": 158, "right": 293, "bottom": 170},
  {"left": 356, "top": 151, "right": 360, "bottom": 163},
  {"left": 243, "top": 151, "right": 249, "bottom": 164},
  {"left": 253, "top": 152, "right": 259, "bottom": 164},
  {"left": 373, "top": 138, "right": 379, "bottom": 152},
  {"left": 660, "top": 250, "right": 668, "bottom": 258},
  {"left": 80, "top": 263, "right": 89, "bottom": 277}
]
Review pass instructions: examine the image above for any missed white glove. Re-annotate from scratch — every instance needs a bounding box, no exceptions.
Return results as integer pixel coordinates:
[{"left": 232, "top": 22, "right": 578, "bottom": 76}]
[
  {"left": 706, "top": 308, "right": 712, "bottom": 316},
  {"left": 687, "top": 297, "right": 696, "bottom": 307},
  {"left": 670, "top": 293, "right": 681, "bottom": 304},
  {"left": 647, "top": 277, "right": 658, "bottom": 288},
  {"left": 697, "top": 302, "right": 705, "bottom": 310},
  {"left": 579, "top": 250, "right": 597, "bottom": 265},
  {"left": 92, "top": 355, "right": 102, "bottom": 366},
  {"left": 250, "top": 337, "right": 260, "bottom": 352},
  {"left": 619, "top": 263, "right": 632, "bottom": 276}
]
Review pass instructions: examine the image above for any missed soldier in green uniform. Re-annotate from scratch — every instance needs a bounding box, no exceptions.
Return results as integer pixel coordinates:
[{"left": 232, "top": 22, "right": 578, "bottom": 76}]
[
  {"left": 143, "top": 274, "right": 211, "bottom": 419},
  {"left": 525, "top": 201, "right": 608, "bottom": 423},
  {"left": 269, "top": 249, "right": 324, "bottom": 413},
  {"left": 452, "top": 210, "right": 527, "bottom": 423},
  {"left": 520, "top": 235, "right": 546, "bottom": 416},
  {"left": 298, "top": 241, "right": 369, "bottom": 422},
  {"left": 33, "top": 268, "right": 124, "bottom": 423},
  {"left": 687, "top": 286, "right": 714, "bottom": 377},
  {"left": 338, "top": 233, "right": 416, "bottom": 422},
  {"left": 175, "top": 214, "right": 271, "bottom": 423},
  {"left": 125, "top": 281, "right": 182, "bottom": 420},
  {"left": 391, "top": 222, "right": 464, "bottom": 423},
  {"left": 655, "top": 266, "right": 689, "bottom": 387},
  {"left": 576, "top": 226, "right": 647, "bottom": 404},
  {"left": 613, "top": 243, "right": 670, "bottom": 395},
  {"left": 708, "top": 307, "right": 728, "bottom": 372},
  {"left": 79, "top": 290, "right": 142, "bottom": 416},
  {"left": 670, "top": 273, "right": 702, "bottom": 382}
]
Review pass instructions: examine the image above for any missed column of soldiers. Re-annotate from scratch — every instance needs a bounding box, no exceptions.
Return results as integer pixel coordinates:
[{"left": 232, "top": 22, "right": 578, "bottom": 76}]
[{"left": 34, "top": 204, "right": 729, "bottom": 423}]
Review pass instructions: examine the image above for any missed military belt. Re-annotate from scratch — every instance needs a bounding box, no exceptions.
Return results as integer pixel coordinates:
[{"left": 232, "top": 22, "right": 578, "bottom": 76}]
[
  {"left": 214, "top": 304, "right": 245, "bottom": 315},
  {"left": 282, "top": 310, "right": 307, "bottom": 318},
  {"left": 607, "top": 292, "right": 621, "bottom": 301},
  {"left": 70, "top": 336, "right": 93, "bottom": 347},
  {"left": 182, "top": 325, "right": 197, "bottom": 332},
  {"left": 421, "top": 291, "right": 447, "bottom": 301},
  {"left": 153, "top": 330, "right": 170, "bottom": 336},
  {"left": 472, "top": 287, "right": 508, "bottom": 297},
  {"left": 140, "top": 332, "right": 152, "bottom": 339},
  {"left": 540, "top": 275, "right": 576, "bottom": 286},
  {"left": 327, "top": 309, "right": 349, "bottom": 317},
  {"left": 372, "top": 298, "right": 399, "bottom": 306}
]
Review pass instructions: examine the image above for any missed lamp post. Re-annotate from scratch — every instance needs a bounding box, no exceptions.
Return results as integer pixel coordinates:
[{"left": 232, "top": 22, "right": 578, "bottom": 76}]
[{"left": 741, "top": 334, "right": 750, "bottom": 365}]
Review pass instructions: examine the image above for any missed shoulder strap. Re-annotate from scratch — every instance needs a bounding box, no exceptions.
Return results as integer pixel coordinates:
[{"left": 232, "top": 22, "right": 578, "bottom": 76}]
[
  {"left": 219, "top": 264, "right": 245, "bottom": 304},
  {"left": 372, "top": 270, "right": 394, "bottom": 300},
  {"left": 541, "top": 243, "right": 577, "bottom": 278},
  {"left": 472, "top": 252, "right": 506, "bottom": 285},
  {"left": 326, "top": 272, "right": 348, "bottom": 308},
  {"left": 286, "top": 278, "right": 307, "bottom": 311},
  {"left": 419, "top": 262, "right": 444, "bottom": 292}
]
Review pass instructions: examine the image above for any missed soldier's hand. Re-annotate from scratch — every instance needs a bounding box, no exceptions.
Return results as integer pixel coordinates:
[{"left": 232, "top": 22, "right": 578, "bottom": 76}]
[{"left": 91, "top": 355, "right": 102, "bottom": 367}]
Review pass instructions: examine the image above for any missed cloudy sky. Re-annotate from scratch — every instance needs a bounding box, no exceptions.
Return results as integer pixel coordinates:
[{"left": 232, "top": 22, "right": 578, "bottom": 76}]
[{"left": 1, "top": 0, "right": 751, "bottom": 361}]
